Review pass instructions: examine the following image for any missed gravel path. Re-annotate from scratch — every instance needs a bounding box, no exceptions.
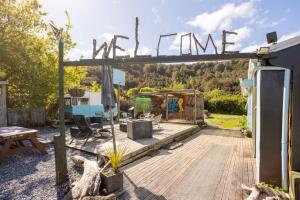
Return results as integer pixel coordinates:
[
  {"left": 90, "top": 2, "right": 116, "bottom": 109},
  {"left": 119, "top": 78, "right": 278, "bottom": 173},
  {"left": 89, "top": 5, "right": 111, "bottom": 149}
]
[{"left": 0, "top": 145, "right": 96, "bottom": 200}]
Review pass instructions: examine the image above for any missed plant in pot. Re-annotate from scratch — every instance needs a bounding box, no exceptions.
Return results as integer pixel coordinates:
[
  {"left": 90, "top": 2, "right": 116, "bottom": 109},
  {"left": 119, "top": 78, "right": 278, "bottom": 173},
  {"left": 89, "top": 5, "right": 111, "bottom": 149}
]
[{"left": 101, "top": 145, "right": 127, "bottom": 194}]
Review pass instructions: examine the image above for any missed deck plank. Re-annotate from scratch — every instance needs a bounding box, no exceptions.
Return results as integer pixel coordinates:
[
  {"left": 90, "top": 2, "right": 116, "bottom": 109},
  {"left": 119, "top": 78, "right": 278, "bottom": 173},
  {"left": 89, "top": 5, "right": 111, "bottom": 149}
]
[{"left": 120, "top": 127, "right": 256, "bottom": 200}]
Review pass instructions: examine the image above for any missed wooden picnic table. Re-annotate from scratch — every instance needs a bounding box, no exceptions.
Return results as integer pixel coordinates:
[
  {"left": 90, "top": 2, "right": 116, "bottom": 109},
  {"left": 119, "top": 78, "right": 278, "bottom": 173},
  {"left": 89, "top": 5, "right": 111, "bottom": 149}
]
[{"left": 0, "top": 126, "right": 47, "bottom": 160}]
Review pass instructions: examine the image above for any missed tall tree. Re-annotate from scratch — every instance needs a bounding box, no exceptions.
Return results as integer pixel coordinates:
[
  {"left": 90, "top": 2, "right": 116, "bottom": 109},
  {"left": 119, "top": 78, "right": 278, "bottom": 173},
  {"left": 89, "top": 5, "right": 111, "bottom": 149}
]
[{"left": 0, "top": 0, "right": 84, "bottom": 109}]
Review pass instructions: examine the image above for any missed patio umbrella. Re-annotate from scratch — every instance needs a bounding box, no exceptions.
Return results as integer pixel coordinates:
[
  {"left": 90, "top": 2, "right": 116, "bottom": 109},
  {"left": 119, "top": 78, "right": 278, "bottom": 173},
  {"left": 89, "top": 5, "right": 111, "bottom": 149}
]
[
  {"left": 101, "top": 65, "right": 117, "bottom": 153},
  {"left": 101, "top": 65, "right": 116, "bottom": 111}
]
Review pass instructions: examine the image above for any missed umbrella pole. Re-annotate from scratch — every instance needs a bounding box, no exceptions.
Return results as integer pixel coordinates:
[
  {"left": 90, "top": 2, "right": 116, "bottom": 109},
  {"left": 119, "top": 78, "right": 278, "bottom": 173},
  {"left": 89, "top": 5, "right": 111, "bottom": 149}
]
[
  {"left": 108, "top": 65, "right": 117, "bottom": 154},
  {"left": 109, "top": 102, "right": 117, "bottom": 154}
]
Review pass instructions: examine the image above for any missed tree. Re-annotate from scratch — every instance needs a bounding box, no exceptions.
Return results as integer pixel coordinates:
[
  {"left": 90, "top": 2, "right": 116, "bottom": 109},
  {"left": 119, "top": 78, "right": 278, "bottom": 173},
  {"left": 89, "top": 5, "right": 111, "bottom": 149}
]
[{"left": 0, "top": 0, "right": 83, "bottom": 109}]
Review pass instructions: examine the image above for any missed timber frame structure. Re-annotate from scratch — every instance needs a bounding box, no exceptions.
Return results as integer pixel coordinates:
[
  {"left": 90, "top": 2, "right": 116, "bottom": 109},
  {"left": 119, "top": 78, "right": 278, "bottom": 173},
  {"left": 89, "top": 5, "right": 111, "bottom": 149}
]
[
  {"left": 137, "top": 89, "right": 204, "bottom": 124},
  {"left": 55, "top": 39, "right": 261, "bottom": 184},
  {"left": 53, "top": 18, "right": 300, "bottom": 198}
]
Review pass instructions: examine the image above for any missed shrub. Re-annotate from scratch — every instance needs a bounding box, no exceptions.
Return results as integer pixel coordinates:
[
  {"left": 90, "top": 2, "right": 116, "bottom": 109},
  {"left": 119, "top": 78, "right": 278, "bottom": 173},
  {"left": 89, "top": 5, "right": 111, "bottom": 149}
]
[
  {"left": 105, "top": 145, "right": 127, "bottom": 173},
  {"left": 204, "top": 89, "right": 246, "bottom": 115}
]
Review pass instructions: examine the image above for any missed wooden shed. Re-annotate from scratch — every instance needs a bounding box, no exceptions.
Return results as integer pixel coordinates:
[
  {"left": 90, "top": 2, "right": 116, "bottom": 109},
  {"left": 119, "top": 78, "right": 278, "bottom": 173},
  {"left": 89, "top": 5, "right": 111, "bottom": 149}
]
[
  {"left": 137, "top": 89, "right": 204, "bottom": 124},
  {"left": 0, "top": 81, "right": 8, "bottom": 127}
]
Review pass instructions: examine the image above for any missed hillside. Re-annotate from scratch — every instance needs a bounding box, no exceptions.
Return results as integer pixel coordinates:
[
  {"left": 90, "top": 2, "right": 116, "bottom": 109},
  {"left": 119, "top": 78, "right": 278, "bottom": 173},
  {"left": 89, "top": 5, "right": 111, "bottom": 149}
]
[{"left": 86, "top": 59, "right": 249, "bottom": 94}]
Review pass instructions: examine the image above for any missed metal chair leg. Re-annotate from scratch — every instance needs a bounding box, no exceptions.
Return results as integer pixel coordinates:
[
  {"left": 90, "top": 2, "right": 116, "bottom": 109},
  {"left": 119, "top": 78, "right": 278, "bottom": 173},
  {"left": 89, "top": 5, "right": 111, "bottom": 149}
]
[
  {"left": 69, "top": 138, "right": 74, "bottom": 144},
  {"left": 83, "top": 132, "right": 91, "bottom": 145}
]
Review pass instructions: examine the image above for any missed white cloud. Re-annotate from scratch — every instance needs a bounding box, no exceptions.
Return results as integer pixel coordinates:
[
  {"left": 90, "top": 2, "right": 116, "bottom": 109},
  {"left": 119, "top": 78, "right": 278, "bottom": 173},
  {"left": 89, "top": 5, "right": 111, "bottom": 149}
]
[
  {"left": 278, "top": 30, "right": 300, "bottom": 42},
  {"left": 98, "top": 33, "right": 114, "bottom": 41},
  {"left": 160, "top": 0, "right": 166, "bottom": 6},
  {"left": 255, "top": 17, "right": 286, "bottom": 28},
  {"left": 226, "top": 26, "right": 252, "bottom": 51},
  {"left": 186, "top": 0, "right": 257, "bottom": 33},
  {"left": 68, "top": 47, "right": 93, "bottom": 59},
  {"left": 241, "top": 30, "right": 300, "bottom": 52},
  {"left": 169, "top": 32, "right": 197, "bottom": 52},
  {"left": 126, "top": 46, "right": 152, "bottom": 57},
  {"left": 241, "top": 43, "right": 265, "bottom": 52},
  {"left": 152, "top": 8, "right": 161, "bottom": 24}
]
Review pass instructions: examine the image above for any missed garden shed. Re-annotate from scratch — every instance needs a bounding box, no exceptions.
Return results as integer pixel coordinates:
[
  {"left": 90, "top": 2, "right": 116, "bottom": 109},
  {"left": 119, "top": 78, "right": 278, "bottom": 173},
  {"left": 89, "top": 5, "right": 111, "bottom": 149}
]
[
  {"left": 0, "top": 81, "right": 8, "bottom": 127},
  {"left": 137, "top": 89, "right": 204, "bottom": 124}
]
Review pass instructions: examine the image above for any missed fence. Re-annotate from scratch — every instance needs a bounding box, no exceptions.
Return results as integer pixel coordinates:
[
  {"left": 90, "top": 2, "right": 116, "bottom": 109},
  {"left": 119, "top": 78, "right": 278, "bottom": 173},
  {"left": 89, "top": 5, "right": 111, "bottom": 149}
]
[{"left": 8, "top": 107, "right": 46, "bottom": 127}]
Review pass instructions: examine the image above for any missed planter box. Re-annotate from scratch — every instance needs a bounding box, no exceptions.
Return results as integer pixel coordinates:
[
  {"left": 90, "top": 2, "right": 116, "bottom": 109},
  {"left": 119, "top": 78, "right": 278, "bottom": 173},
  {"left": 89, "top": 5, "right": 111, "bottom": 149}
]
[
  {"left": 127, "top": 119, "right": 153, "bottom": 140},
  {"left": 101, "top": 171, "right": 123, "bottom": 194}
]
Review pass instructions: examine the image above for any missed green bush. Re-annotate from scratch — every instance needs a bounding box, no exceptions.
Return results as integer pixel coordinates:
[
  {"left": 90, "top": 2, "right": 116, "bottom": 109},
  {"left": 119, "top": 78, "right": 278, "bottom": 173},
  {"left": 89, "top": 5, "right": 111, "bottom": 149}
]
[{"left": 204, "top": 89, "right": 246, "bottom": 115}]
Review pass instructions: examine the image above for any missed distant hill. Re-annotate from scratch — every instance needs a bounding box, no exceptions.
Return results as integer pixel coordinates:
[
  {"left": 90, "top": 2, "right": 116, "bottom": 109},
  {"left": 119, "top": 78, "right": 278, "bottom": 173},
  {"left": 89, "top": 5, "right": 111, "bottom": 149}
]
[{"left": 85, "top": 59, "right": 249, "bottom": 94}]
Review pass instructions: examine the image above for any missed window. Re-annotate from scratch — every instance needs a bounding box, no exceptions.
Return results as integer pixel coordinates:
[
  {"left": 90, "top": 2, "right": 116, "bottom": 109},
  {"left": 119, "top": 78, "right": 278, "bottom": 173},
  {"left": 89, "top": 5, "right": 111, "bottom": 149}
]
[{"left": 80, "top": 98, "right": 89, "bottom": 105}]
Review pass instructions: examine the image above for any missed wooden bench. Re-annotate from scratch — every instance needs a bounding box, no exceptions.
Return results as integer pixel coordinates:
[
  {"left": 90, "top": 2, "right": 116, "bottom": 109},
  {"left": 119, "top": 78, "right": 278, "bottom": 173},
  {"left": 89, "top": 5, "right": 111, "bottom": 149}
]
[{"left": 0, "top": 126, "right": 47, "bottom": 161}]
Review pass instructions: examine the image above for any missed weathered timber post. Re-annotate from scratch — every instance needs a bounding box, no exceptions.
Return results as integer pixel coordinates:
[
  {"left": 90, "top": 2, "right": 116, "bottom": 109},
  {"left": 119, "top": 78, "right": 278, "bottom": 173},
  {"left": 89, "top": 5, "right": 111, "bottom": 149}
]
[
  {"left": 0, "top": 81, "right": 8, "bottom": 127},
  {"left": 54, "top": 39, "right": 68, "bottom": 185},
  {"left": 194, "top": 90, "right": 197, "bottom": 124},
  {"left": 166, "top": 94, "right": 169, "bottom": 121},
  {"left": 117, "top": 82, "right": 121, "bottom": 122}
]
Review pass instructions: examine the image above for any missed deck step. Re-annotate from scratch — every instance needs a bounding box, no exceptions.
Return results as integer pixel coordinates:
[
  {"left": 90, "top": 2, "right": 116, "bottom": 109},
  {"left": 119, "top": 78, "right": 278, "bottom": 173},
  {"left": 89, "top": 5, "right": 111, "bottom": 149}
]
[{"left": 163, "top": 142, "right": 183, "bottom": 150}]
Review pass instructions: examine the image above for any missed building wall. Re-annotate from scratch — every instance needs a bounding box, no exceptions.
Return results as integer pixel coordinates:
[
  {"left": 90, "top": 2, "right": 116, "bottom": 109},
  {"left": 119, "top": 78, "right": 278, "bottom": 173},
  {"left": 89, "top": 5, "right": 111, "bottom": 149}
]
[{"left": 258, "top": 70, "right": 284, "bottom": 186}]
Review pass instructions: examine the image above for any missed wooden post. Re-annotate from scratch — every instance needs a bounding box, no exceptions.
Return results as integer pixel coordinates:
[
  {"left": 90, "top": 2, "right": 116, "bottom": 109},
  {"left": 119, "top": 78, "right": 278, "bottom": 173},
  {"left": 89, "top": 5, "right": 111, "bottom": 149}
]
[
  {"left": 118, "top": 82, "right": 121, "bottom": 122},
  {"left": 108, "top": 65, "right": 117, "bottom": 154},
  {"left": 194, "top": 90, "right": 197, "bottom": 124},
  {"left": 166, "top": 95, "right": 169, "bottom": 121},
  {"left": 54, "top": 39, "right": 68, "bottom": 185},
  {"left": 0, "top": 81, "right": 7, "bottom": 127}
]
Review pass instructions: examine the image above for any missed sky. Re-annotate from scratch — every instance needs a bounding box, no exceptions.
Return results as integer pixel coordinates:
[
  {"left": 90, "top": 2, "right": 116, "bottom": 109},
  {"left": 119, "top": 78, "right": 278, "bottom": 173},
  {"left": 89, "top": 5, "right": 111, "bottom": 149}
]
[{"left": 39, "top": 0, "right": 300, "bottom": 60}]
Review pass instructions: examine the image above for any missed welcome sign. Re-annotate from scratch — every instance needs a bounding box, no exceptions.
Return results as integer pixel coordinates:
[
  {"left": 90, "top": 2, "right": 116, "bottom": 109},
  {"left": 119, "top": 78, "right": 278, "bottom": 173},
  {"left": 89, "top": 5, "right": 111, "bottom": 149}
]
[{"left": 92, "top": 17, "right": 239, "bottom": 60}]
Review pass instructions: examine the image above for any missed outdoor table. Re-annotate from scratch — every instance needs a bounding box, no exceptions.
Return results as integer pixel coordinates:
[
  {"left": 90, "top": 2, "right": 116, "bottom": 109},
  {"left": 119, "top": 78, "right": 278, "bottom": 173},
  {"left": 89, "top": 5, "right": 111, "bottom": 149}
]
[
  {"left": 0, "top": 126, "right": 47, "bottom": 160},
  {"left": 127, "top": 119, "right": 153, "bottom": 140}
]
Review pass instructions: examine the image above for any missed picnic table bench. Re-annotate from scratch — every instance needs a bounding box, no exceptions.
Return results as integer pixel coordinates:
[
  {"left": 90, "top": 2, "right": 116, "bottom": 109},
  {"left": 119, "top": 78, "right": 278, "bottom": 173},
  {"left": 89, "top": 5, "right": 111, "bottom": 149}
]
[{"left": 0, "top": 126, "right": 47, "bottom": 160}]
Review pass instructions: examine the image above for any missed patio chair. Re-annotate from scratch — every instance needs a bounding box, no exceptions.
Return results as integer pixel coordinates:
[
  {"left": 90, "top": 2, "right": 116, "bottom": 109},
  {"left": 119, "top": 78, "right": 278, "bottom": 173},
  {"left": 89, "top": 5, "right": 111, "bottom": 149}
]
[{"left": 70, "top": 115, "right": 111, "bottom": 145}]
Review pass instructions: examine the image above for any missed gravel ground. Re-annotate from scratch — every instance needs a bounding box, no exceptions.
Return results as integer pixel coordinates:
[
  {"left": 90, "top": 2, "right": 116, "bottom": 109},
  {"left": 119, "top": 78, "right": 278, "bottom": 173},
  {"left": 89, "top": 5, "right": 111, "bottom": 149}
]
[{"left": 0, "top": 145, "right": 96, "bottom": 200}]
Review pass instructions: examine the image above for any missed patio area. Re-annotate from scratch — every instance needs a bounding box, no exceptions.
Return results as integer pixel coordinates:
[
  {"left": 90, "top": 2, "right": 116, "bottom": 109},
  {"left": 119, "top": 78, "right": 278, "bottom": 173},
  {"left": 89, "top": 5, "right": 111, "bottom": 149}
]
[
  {"left": 0, "top": 125, "right": 255, "bottom": 200},
  {"left": 120, "top": 127, "right": 255, "bottom": 200},
  {"left": 65, "top": 122, "right": 200, "bottom": 165}
]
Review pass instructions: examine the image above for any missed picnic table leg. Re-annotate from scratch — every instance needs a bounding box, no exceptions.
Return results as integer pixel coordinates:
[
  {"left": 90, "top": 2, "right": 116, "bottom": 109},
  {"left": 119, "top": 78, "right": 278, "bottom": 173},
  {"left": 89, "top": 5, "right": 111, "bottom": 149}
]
[
  {"left": 0, "top": 138, "right": 13, "bottom": 160},
  {"left": 29, "top": 134, "right": 47, "bottom": 154}
]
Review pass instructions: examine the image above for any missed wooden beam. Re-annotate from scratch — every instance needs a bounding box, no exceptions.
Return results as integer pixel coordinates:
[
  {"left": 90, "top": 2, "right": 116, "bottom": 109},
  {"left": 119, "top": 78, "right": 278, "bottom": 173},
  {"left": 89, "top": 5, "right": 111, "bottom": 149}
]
[
  {"left": 64, "top": 53, "right": 258, "bottom": 67},
  {"left": 118, "top": 83, "right": 121, "bottom": 122},
  {"left": 166, "top": 95, "right": 168, "bottom": 121},
  {"left": 194, "top": 91, "right": 197, "bottom": 124}
]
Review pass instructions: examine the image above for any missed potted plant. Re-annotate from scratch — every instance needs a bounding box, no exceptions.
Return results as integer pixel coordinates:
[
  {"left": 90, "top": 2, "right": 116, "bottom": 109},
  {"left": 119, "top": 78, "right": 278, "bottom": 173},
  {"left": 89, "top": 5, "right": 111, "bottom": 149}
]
[
  {"left": 101, "top": 145, "right": 127, "bottom": 194},
  {"left": 68, "top": 87, "right": 85, "bottom": 97}
]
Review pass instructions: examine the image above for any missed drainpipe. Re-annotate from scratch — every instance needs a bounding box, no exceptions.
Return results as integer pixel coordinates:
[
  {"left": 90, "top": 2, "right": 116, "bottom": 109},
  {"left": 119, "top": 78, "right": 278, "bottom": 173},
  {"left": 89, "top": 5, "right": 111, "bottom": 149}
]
[
  {"left": 252, "top": 65, "right": 290, "bottom": 190},
  {"left": 281, "top": 69, "right": 290, "bottom": 190}
]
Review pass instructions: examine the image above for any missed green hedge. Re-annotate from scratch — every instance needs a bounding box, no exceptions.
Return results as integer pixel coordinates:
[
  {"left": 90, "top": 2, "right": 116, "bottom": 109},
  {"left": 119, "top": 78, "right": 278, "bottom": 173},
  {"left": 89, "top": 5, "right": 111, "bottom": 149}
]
[{"left": 204, "top": 89, "right": 246, "bottom": 115}]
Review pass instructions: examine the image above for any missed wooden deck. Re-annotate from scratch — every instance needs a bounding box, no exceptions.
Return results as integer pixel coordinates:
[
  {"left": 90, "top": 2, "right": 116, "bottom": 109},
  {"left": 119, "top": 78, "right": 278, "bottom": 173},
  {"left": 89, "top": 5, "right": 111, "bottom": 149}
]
[
  {"left": 120, "top": 127, "right": 256, "bottom": 200},
  {"left": 66, "top": 123, "right": 199, "bottom": 165}
]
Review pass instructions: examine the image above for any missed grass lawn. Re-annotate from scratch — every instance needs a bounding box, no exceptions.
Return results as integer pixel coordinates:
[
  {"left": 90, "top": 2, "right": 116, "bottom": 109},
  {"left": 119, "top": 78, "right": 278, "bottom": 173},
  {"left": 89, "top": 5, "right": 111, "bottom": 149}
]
[{"left": 207, "top": 113, "right": 246, "bottom": 129}]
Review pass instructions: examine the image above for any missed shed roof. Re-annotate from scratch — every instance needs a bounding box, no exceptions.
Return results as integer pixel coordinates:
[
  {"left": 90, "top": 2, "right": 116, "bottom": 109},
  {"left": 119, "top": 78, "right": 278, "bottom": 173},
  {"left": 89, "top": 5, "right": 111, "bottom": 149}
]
[
  {"left": 137, "top": 89, "right": 202, "bottom": 97},
  {"left": 269, "top": 35, "right": 300, "bottom": 52}
]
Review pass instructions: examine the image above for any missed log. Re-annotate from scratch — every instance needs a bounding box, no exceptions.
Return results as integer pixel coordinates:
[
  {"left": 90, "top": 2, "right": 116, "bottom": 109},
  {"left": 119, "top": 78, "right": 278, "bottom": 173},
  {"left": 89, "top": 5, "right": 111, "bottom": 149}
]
[
  {"left": 241, "top": 184, "right": 289, "bottom": 200},
  {"left": 64, "top": 155, "right": 111, "bottom": 200}
]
